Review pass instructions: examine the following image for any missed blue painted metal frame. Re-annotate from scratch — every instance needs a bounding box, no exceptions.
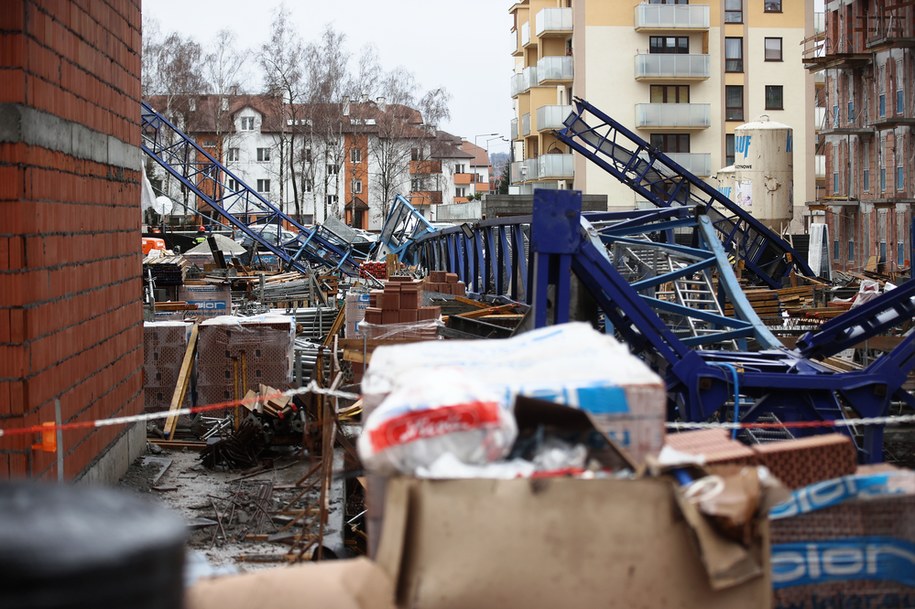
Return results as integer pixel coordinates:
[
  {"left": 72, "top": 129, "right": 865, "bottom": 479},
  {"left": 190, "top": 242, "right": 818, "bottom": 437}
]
[
  {"left": 555, "top": 97, "right": 815, "bottom": 288},
  {"left": 372, "top": 194, "right": 435, "bottom": 263},
  {"left": 140, "top": 102, "right": 361, "bottom": 276},
  {"left": 400, "top": 190, "right": 915, "bottom": 462}
]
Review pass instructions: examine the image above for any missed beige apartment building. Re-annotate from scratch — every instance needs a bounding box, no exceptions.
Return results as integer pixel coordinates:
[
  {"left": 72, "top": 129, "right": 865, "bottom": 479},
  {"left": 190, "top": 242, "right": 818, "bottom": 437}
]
[{"left": 510, "top": 0, "right": 817, "bottom": 231}]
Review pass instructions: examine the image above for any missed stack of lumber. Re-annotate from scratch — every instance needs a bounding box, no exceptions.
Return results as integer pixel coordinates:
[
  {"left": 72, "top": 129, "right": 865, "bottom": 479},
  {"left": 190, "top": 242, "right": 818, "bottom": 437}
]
[{"left": 143, "top": 254, "right": 189, "bottom": 286}]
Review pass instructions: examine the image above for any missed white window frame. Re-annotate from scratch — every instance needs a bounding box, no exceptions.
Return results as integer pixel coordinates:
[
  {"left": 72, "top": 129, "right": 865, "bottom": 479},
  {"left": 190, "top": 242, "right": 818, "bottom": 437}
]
[
  {"left": 240, "top": 116, "right": 255, "bottom": 131},
  {"left": 257, "top": 147, "right": 271, "bottom": 162},
  {"left": 352, "top": 179, "right": 363, "bottom": 194},
  {"left": 256, "top": 179, "right": 270, "bottom": 193},
  {"left": 227, "top": 148, "right": 239, "bottom": 162},
  {"left": 350, "top": 148, "right": 362, "bottom": 163}
]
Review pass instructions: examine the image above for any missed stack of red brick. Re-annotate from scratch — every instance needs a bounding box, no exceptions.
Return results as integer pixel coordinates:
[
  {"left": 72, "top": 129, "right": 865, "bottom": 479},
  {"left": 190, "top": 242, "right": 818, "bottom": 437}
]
[
  {"left": 360, "top": 261, "right": 387, "bottom": 281},
  {"left": 361, "top": 277, "right": 440, "bottom": 340},
  {"left": 665, "top": 429, "right": 858, "bottom": 489},
  {"left": 423, "top": 270, "right": 466, "bottom": 296}
]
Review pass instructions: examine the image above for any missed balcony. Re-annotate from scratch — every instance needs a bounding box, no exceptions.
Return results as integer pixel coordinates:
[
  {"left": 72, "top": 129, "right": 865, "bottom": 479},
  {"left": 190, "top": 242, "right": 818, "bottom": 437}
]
[
  {"left": 523, "top": 158, "right": 539, "bottom": 181},
  {"left": 537, "top": 153, "right": 573, "bottom": 180},
  {"left": 455, "top": 173, "right": 473, "bottom": 186},
  {"left": 521, "top": 113, "right": 531, "bottom": 136},
  {"left": 634, "top": 103, "right": 710, "bottom": 130},
  {"left": 667, "top": 153, "right": 711, "bottom": 178},
  {"left": 510, "top": 160, "right": 526, "bottom": 184},
  {"left": 511, "top": 30, "right": 521, "bottom": 56},
  {"left": 410, "top": 159, "right": 442, "bottom": 175},
  {"left": 511, "top": 118, "right": 519, "bottom": 140},
  {"left": 815, "top": 155, "right": 825, "bottom": 179},
  {"left": 511, "top": 66, "right": 539, "bottom": 97},
  {"left": 537, "top": 104, "right": 573, "bottom": 131},
  {"left": 537, "top": 56, "right": 573, "bottom": 84},
  {"left": 410, "top": 190, "right": 443, "bottom": 205},
  {"left": 634, "top": 53, "right": 710, "bottom": 80},
  {"left": 634, "top": 4, "right": 709, "bottom": 31},
  {"left": 535, "top": 8, "right": 572, "bottom": 37},
  {"left": 814, "top": 12, "right": 824, "bottom": 34},
  {"left": 521, "top": 21, "right": 533, "bottom": 47}
]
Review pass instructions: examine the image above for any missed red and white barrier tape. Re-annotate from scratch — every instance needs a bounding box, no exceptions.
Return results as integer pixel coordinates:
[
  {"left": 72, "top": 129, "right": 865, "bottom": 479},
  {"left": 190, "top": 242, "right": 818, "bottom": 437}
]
[
  {"left": 666, "top": 414, "right": 915, "bottom": 431},
  {"left": 0, "top": 382, "right": 359, "bottom": 439}
]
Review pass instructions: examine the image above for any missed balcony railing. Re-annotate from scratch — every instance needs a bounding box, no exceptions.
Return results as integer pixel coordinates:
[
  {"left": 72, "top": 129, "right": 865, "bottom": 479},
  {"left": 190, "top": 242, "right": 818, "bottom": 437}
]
[
  {"left": 634, "top": 53, "right": 710, "bottom": 80},
  {"left": 511, "top": 118, "right": 519, "bottom": 140},
  {"left": 410, "top": 159, "right": 442, "bottom": 175},
  {"left": 815, "top": 155, "right": 825, "bottom": 179},
  {"left": 537, "top": 56, "right": 573, "bottom": 83},
  {"left": 510, "top": 30, "right": 521, "bottom": 56},
  {"left": 510, "top": 160, "right": 528, "bottom": 184},
  {"left": 511, "top": 66, "right": 539, "bottom": 97},
  {"left": 537, "top": 153, "right": 573, "bottom": 179},
  {"left": 455, "top": 173, "right": 473, "bottom": 186},
  {"left": 814, "top": 12, "right": 825, "bottom": 34},
  {"left": 411, "top": 191, "right": 443, "bottom": 205},
  {"left": 521, "top": 113, "right": 531, "bottom": 136},
  {"left": 667, "top": 153, "right": 711, "bottom": 178},
  {"left": 521, "top": 21, "right": 532, "bottom": 47},
  {"left": 523, "top": 158, "right": 539, "bottom": 181},
  {"left": 535, "top": 7, "right": 572, "bottom": 37},
  {"left": 537, "top": 104, "right": 573, "bottom": 131},
  {"left": 634, "top": 103, "right": 711, "bottom": 129},
  {"left": 634, "top": 4, "right": 709, "bottom": 30}
]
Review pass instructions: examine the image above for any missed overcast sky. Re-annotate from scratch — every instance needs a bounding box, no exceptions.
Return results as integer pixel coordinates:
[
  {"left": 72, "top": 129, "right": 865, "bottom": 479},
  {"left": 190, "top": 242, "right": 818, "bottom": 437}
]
[{"left": 143, "top": 0, "right": 515, "bottom": 154}]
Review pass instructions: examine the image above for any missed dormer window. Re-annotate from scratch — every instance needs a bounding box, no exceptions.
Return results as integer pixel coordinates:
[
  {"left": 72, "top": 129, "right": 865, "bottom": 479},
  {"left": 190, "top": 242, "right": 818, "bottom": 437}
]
[{"left": 240, "top": 117, "right": 255, "bottom": 131}]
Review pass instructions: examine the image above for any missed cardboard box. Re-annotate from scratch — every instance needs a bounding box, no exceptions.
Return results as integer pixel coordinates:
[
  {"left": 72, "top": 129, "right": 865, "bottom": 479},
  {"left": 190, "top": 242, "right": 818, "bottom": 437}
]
[
  {"left": 178, "top": 285, "right": 231, "bottom": 318},
  {"left": 186, "top": 557, "right": 395, "bottom": 609},
  {"left": 368, "top": 399, "right": 771, "bottom": 609}
]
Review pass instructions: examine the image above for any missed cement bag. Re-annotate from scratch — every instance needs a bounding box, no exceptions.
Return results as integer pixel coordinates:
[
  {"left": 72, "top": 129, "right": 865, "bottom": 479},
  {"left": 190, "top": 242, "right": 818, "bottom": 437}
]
[{"left": 357, "top": 368, "right": 516, "bottom": 475}]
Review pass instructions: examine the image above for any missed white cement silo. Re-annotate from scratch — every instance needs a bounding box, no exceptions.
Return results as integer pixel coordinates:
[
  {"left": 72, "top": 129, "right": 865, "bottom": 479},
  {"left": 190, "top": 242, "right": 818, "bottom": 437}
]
[{"left": 733, "top": 116, "right": 794, "bottom": 231}]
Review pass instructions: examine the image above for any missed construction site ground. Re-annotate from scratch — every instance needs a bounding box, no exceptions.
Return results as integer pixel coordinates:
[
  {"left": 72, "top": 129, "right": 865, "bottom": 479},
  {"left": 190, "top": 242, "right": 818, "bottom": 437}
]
[{"left": 118, "top": 443, "right": 340, "bottom": 575}]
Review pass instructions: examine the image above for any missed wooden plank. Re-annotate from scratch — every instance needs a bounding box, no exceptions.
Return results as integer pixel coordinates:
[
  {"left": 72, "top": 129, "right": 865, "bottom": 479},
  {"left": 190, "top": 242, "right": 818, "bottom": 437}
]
[
  {"left": 455, "top": 304, "right": 519, "bottom": 319},
  {"left": 164, "top": 323, "right": 198, "bottom": 440},
  {"left": 453, "top": 296, "right": 490, "bottom": 309},
  {"left": 322, "top": 307, "right": 347, "bottom": 348}
]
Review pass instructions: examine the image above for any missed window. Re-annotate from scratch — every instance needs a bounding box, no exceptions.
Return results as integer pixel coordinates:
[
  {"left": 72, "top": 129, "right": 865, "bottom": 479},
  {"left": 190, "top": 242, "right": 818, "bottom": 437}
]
[
  {"left": 350, "top": 148, "right": 362, "bottom": 163},
  {"left": 650, "top": 36, "right": 689, "bottom": 54},
  {"left": 833, "top": 172, "right": 839, "bottom": 194},
  {"left": 897, "top": 89, "right": 905, "bottom": 114},
  {"left": 725, "top": 37, "right": 743, "bottom": 72},
  {"left": 897, "top": 166, "right": 904, "bottom": 190},
  {"left": 256, "top": 179, "right": 270, "bottom": 193},
  {"left": 650, "top": 133, "right": 690, "bottom": 153},
  {"left": 256, "top": 147, "right": 270, "bottom": 162},
  {"left": 879, "top": 241, "right": 887, "bottom": 263},
  {"left": 302, "top": 177, "right": 313, "bottom": 192},
  {"left": 879, "top": 94, "right": 886, "bottom": 117},
  {"left": 455, "top": 164, "right": 466, "bottom": 174},
  {"left": 352, "top": 179, "right": 363, "bottom": 194},
  {"left": 764, "top": 38, "right": 782, "bottom": 61},
  {"left": 326, "top": 194, "right": 338, "bottom": 206},
  {"left": 881, "top": 168, "right": 887, "bottom": 192},
  {"left": 227, "top": 148, "right": 239, "bottom": 162},
  {"left": 765, "top": 85, "right": 784, "bottom": 110},
  {"left": 833, "top": 239, "right": 839, "bottom": 260},
  {"left": 411, "top": 178, "right": 422, "bottom": 191},
  {"left": 411, "top": 148, "right": 421, "bottom": 161},
  {"left": 725, "top": 86, "right": 744, "bottom": 121},
  {"left": 305, "top": 148, "right": 313, "bottom": 163},
  {"left": 227, "top": 178, "right": 238, "bottom": 191},
  {"left": 848, "top": 101, "right": 855, "bottom": 122},
  {"left": 765, "top": 0, "right": 781, "bottom": 12},
  {"left": 650, "top": 85, "right": 689, "bottom": 103},
  {"left": 863, "top": 167, "right": 870, "bottom": 191},
  {"left": 848, "top": 241, "right": 855, "bottom": 261},
  {"left": 725, "top": 0, "right": 742, "bottom": 23},
  {"left": 327, "top": 164, "right": 339, "bottom": 175},
  {"left": 240, "top": 116, "right": 255, "bottom": 131},
  {"left": 456, "top": 187, "right": 467, "bottom": 198},
  {"left": 725, "top": 134, "right": 735, "bottom": 165},
  {"left": 899, "top": 242, "right": 906, "bottom": 267},
  {"left": 833, "top": 104, "right": 839, "bottom": 127}
]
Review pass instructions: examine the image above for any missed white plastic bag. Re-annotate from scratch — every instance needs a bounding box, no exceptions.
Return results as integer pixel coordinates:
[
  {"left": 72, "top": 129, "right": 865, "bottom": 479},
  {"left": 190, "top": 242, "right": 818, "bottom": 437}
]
[{"left": 357, "top": 368, "right": 516, "bottom": 475}]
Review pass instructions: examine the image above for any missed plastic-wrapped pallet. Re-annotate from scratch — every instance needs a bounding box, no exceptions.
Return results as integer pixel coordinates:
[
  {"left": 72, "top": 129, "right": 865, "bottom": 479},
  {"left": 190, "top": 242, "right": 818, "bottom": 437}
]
[
  {"left": 196, "top": 315, "right": 295, "bottom": 409},
  {"left": 143, "top": 321, "right": 193, "bottom": 412},
  {"left": 362, "top": 322, "right": 666, "bottom": 464}
]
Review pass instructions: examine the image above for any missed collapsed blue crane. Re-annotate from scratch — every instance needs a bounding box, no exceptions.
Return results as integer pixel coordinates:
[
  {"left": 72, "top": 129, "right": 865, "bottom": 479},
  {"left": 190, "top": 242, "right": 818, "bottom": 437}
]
[
  {"left": 402, "top": 190, "right": 915, "bottom": 462},
  {"left": 140, "top": 102, "right": 362, "bottom": 276},
  {"left": 554, "top": 97, "right": 815, "bottom": 288}
]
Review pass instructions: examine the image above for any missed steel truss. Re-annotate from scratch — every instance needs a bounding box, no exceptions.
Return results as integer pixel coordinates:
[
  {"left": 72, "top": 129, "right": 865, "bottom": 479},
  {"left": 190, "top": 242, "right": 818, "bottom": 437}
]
[
  {"left": 555, "top": 97, "right": 815, "bottom": 288},
  {"left": 140, "top": 102, "right": 362, "bottom": 276}
]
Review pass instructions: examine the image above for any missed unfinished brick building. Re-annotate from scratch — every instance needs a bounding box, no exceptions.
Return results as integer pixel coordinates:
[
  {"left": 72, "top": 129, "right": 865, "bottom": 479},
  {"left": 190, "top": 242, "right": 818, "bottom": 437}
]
[
  {"left": 804, "top": 0, "right": 915, "bottom": 275},
  {"left": 0, "top": 0, "right": 144, "bottom": 481}
]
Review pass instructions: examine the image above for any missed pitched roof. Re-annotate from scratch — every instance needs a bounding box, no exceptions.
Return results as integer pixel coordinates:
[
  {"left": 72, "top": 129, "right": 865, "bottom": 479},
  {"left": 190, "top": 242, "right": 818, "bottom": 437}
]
[
  {"left": 460, "top": 140, "right": 491, "bottom": 167},
  {"left": 431, "top": 130, "right": 474, "bottom": 160}
]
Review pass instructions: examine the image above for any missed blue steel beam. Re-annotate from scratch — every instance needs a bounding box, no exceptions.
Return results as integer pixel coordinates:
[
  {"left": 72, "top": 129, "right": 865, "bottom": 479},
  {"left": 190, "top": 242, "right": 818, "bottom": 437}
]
[
  {"left": 555, "top": 98, "right": 815, "bottom": 288},
  {"left": 140, "top": 102, "right": 361, "bottom": 276}
]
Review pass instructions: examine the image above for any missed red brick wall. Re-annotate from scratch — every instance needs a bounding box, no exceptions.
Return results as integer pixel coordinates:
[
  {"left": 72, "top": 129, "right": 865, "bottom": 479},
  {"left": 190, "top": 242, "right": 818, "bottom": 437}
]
[{"left": 0, "top": 0, "right": 142, "bottom": 479}]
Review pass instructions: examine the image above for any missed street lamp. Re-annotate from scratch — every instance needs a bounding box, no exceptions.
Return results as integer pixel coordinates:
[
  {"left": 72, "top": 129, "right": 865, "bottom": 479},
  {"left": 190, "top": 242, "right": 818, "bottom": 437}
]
[
  {"left": 474, "top": 132, "right": 499, "bottom": 146},
  {"left": 484, "top": 136, "right": 509, "bottom": 152}
]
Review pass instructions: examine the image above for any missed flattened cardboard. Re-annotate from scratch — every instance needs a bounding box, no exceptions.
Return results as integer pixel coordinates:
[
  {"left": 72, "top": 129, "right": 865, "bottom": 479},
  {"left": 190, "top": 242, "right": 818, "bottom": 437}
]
[
  {"left": 185, "top": 558, "right": 396, "bottom": 609},
  {"left": 377, "top": 476, "right": 770, "bottom": 609}
]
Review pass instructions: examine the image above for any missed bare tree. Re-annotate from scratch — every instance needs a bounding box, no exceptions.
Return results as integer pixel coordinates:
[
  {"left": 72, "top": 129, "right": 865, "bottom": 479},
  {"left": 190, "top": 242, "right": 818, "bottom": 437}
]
[{"left": 259, "top": 4, "right": 306, "bottom": 216}]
